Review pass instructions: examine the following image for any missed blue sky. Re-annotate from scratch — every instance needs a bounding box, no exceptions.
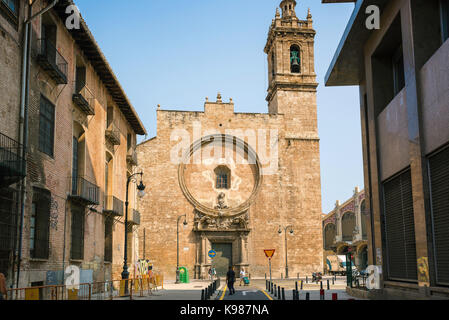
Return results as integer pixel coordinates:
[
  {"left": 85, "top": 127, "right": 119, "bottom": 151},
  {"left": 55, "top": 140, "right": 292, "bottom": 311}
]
[{"left": 75, "top": 0, "right": 363, "bottom": 214}]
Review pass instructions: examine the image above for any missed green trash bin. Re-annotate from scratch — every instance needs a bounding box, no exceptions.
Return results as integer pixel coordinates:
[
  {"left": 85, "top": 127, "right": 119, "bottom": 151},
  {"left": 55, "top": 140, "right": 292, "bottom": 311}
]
[{"left": 179, "top": 266, "right": 189, "bottom": 283}]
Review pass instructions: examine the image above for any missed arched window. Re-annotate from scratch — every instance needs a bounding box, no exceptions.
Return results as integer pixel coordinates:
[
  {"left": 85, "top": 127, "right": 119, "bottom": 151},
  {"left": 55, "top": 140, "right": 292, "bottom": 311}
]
[
  {"left": 72, "top": 121, "right": 85, "bottom": 194},
  {"left": 105, "top": 152, "right": 113, "bottom": 197},
  {"left": 324, "top": 223, "right": 336, "bottom": 250},
  {"left": 341, "top": 212, "right": 356, "bottom": 242},
  {"left": 290, "top": 45, "right": 301, "bottom": 73},
  {"left": 215, "top": 166, "right": 230, "bottom": 189}
]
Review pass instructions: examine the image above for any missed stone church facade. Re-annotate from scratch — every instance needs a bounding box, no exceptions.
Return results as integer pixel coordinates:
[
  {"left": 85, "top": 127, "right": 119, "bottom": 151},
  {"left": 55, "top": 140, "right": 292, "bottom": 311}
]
[{"left": 137, "top": 0, "right": 323, "bottom": 279}]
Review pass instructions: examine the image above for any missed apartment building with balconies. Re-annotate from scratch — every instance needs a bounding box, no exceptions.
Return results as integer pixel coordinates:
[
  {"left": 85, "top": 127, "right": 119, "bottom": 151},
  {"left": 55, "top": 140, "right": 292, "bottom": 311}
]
[{"left": 0, "top": 0, "right": 147, "bottom": 288}]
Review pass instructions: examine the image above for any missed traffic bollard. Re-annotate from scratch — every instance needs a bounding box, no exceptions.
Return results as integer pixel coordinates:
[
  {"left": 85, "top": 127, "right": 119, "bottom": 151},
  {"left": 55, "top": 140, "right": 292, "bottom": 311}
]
[
  {"left": 305, "top": 292, "right": 310, "bottom": 300},
  {"left": 320, "top": 289, "right": 325, "bottom": 301},
  {"left": 295, "top": 281, "right": 298, "bottom": 292},
  {"left": 301, "top": 280, "right": 303, "bottom": 290},
  {"left": 327, "top": 279, "right": 330, "bottom": 290},
  {"left": 274, "top": 284, "right": 277, "bottom": 297},
  {"left": 278, "top": 286, "right": 281, "bottom": 300},
  {"left": 282, "top": 288, "right": 285, "bottom": 300},
  {"left": 332, "top": 277, "right": 335, "bottom": 285},
  {"left": 292, "top": 289, "right": 296, "bottom": 300},
  {"left": 201, "top": 289, "right": 205, "bottom": 300},
  {"left": 271, "top": 282, "right": 274, "bottom": 294},
  {"left": 320, "top": 281, "right": 323, "bottom": 290},
  {"left": 332, "top": 293, "right": 338, "bottom": 300}
]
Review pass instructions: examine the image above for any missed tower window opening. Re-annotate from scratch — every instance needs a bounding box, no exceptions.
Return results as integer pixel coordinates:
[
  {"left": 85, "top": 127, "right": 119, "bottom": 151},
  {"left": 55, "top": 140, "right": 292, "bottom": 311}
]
[{"left": 290, "top": 45, "right": 301, "bottom": 73}]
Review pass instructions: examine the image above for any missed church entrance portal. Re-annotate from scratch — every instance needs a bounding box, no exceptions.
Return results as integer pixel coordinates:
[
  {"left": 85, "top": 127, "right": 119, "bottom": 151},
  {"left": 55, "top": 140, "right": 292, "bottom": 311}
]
[{"left": 211, "top": 243, "right": 232, "bottom": 277}]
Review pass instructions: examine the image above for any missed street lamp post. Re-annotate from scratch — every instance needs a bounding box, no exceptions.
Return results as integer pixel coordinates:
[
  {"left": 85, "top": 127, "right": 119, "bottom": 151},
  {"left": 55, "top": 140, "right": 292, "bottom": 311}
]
[
  {"left": 176, "top": 214, "right": 187, "bottom": 284},
  {"left": 122, "top": 171, "right": 146, "bottom": 294},
  {"left": 278, "top": 225, "right": 294, "bottom": 279}
]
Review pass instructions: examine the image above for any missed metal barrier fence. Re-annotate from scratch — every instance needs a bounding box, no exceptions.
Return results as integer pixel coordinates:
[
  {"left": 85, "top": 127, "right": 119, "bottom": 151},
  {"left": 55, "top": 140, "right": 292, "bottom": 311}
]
[{"left": 5, "top": 274, "right": 164, "bottom": 301}]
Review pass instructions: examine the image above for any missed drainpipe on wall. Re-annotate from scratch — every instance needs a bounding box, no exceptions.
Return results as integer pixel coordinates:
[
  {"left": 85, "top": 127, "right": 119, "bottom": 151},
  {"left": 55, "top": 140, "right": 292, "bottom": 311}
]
[{"left": 16, "top": 0, "right": 59, "bottom": 289}]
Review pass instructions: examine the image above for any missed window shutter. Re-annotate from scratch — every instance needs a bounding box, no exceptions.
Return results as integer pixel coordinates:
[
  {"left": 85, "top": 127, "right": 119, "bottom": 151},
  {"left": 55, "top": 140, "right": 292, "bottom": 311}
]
[
  {"left": 34, "top": 189, "right": 50, "bottom": 259},
  {"left": 428, "top": 146, "right": 449, "bottom": 285},
  {"left": 104, "top": 217, "right": 113, "bottom": 262},
  {"left": 71, "top": 206, "right": 85, "bottom": 260},
  {"left": 383, "top": 169, "right": 417, "bottom": 281}
]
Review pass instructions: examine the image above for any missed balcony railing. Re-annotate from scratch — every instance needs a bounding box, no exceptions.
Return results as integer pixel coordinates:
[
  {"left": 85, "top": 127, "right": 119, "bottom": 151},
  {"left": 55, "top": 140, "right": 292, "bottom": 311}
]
[
  {"left": 0, "top": 132, "right": 26, "bottom": 187},
  {"left": 72, "top": 83, "right": 95, "bottom": 115},
  {"left": 126, "top": 149, "right": 138, "bottom": 166},
  {"left": 103, "top": 195, "right": 124, "bottom": 217},
  {"left": 36, "top": 39, "right": 68, "bottom": 85},
  {"left": 105, "top": 123, "right": 121, "bottom": 146},
  {"left": 128, "top": 209, "right": 141, "bottom": 226},
  {"left": 68, "top": 176, "right": 100, "bottom": 205}
]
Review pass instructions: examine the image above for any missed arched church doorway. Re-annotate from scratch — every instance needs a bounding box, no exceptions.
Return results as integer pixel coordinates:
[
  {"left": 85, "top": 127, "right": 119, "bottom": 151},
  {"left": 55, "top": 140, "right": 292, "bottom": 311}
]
[{"left": 211, "top": 243, "right": 233, "bottom": 277}]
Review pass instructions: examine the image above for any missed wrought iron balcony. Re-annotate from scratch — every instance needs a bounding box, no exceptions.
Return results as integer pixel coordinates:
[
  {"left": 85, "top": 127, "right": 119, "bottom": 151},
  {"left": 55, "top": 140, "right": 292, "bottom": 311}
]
[
  {"left": 128, "top": 209, "right": 141, "bottom": 226},
  {"left": 0, "top": 132, "right": 26, "bottom": 187},
  {"left": 68, "top": 176, "right": 100, "bottom": 205},
  {"left": 105, "top": 122, "right": 121, "bottom": 145},
  {"left": 126, "top": 148, "right": 138, "bottom": 166},
  {"left": 36, "top": 39, "right": 68, "bottom": 85},
  {"left": 103, "top": 195, "right": 124, "bottom": 217},
  {"left": 72, "top": 83, "right": 95, "bottom": 115}
]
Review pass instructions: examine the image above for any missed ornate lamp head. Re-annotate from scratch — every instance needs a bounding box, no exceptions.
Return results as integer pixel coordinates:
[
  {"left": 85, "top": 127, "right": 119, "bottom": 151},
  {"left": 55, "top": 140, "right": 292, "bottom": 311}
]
[{"left": 137, "top": 179, "right": 146, "bottom": 198}]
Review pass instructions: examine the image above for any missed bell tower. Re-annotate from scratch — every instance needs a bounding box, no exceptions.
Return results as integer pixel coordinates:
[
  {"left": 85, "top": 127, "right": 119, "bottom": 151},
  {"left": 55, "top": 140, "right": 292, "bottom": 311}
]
[
  {"left": 280, "top": 0, "right": 297, "bottom": 18},
  {"left": 264, "top": 1, "right": 318, "bottom": 138}
]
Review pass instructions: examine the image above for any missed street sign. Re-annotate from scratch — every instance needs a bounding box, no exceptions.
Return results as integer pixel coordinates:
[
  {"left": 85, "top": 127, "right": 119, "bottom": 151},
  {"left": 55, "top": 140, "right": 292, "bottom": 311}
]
[
  {"left": 264, "top": 249, "right": 275, "bottom": 259},
  {"left": 208, "top": 249, "right": 217, "bottom": 258},
  {"left": 264, "top": 249, "right": 275, "bottom": 283}
]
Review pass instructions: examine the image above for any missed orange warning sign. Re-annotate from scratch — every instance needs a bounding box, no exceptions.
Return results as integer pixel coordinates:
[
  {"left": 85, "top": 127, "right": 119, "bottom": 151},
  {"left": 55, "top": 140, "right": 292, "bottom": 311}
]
[{"left": 264, "top": 249, "right": 275, "bottom": 259}]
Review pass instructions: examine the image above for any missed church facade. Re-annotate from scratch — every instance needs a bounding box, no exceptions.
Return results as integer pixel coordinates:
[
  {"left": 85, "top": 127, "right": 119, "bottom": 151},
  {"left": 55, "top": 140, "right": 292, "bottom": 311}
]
[{"left": 136, "top": 0, "right": 323, "bottom": 279}]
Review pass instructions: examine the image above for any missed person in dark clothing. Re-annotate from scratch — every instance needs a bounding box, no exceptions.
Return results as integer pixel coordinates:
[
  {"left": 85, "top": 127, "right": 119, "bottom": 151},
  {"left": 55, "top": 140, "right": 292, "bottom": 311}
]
[{"left": 226, "top": 266, "right": 236, "bottom": 295}]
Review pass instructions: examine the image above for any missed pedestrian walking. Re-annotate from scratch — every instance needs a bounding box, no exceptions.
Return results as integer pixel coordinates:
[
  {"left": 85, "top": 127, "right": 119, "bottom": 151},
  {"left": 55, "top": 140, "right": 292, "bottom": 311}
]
[
  {"left": 226, "top": 266, "right": 236, "bottom": 295},
  {"left": 0, "top": 273, "right": 6, "bottom": 300},
  {"left": 212, "top": 267, "right": 217, "bottom": 280},
  {"left": 208, "top": 267, "right": 213, "bottom": 281},
  {"left": 239, "top": 268, "right": 246, "bottom": 286}
]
